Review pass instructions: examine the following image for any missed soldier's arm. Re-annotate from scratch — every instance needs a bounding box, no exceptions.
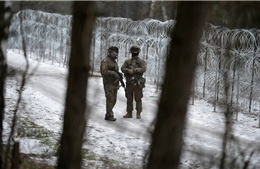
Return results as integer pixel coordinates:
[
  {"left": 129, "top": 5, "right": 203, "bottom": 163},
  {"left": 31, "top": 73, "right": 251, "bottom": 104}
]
[
  {"left": 134, "top": 60, "right": 147, "bottom": 73},
  {"left": 121, "top": 61, "right": 131, "bottom": 74},
  {"left": 101, "top": 60, "right": 116, "bottom": 76}
]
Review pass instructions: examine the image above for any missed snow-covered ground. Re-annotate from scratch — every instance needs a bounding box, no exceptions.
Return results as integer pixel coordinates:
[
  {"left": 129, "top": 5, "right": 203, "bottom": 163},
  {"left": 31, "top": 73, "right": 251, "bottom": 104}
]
[{"left": 4, "top": 50, "right": 260, "bottom": 168}]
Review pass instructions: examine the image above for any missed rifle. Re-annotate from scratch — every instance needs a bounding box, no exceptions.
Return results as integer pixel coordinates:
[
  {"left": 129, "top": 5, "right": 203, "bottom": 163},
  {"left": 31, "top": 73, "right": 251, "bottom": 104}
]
[{"left": 114, "top": 70, "right": 125, "bottom": 89}]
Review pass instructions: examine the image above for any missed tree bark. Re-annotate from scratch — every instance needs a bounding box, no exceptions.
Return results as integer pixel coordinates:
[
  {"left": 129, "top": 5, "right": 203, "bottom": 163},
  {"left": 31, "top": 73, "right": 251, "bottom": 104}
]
[
  {"left": 0, "top": 1, "right": 12, "bottom": 169},
  {"left": 160, "top": 0, "right": 168, "bottom": 21},
  {"left": 57, "top": 2, "right": 96, "bottom": 169},
  {"left": 147, "top": 2, "right": 208, "bottom": 169},
  {"left": 11, "top": 142, "right": 20, "bottom": 169},
  {"left": 149, "top": 0, "right": 156, "bottom": 18}
]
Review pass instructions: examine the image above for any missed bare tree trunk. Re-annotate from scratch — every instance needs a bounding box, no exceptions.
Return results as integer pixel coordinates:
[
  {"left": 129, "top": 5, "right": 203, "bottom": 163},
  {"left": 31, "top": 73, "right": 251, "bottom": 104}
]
[
  {"left": 219, "top": 72, "right": 232, "bottom": 169},
  {"left": 5, "top": 3, "right": 30, "bottom": 168},
  {"left": 57, "top": 2, "right": 96, "bottom": 169},
  {"left": 11, "top": 142, "right": 20, "bottom": 169},
  {"left": 160, "top": 0, "right": 168, "bottom": 21},
  {"left": 0, "top": 1, "right": 12, "bottom": 169},
  {"left": 149, "top": 0, "right": 156, "bottom": 18},
  {"left": 147, "top": 2, "right": 208, "bottom": 169},
  {"left": 249, "top": 47, "right": 256, "bottom": 113}
]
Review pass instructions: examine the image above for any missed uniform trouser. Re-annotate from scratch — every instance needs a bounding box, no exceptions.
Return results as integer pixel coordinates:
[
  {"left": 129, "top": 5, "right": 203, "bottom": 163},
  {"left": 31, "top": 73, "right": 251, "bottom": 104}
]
[
  {"left": 104, "top": 84, "right": 118, "bottom": 117},
  {"left": 125, "top": 84, "right": 143, "bottom": 113}
]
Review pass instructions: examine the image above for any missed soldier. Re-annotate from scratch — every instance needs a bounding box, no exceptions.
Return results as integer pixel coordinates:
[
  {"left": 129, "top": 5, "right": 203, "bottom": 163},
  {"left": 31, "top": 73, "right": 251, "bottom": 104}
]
[
  {"left": 121, "top": 46, "right": 147, "bottom": 119},
  {"left": 100, "top": 46, "right": 120, "bottom": 121}
]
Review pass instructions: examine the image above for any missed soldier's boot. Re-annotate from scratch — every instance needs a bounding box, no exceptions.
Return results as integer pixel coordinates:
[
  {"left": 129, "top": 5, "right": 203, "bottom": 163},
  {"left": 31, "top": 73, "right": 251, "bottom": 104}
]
[
  {"left": 123, "top": 112, "right": 132, "bottom": 118},
  {"left": 136, "top": 112, "right": 141, "bottom": 119},
  {"left": 105, "top": 116, "right": 117, "bottom": 121}
]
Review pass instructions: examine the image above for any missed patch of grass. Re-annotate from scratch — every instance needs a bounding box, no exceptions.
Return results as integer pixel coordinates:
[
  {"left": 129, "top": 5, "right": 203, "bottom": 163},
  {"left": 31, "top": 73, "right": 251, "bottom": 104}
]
[
  {"left": 81, "top": 148, "right": 122, "bottom": 168},
  {"left": 14, "top": 118, "right": 130, "bottom": 168},
  {"left": 20, "top": 154, "right": 55, "bottom": 169},
  {"left": 17, "top": 118, "right": 54, "bottom": 138},
  {"left": 16, "top": 117, "right": 59, "bottom": 154}
]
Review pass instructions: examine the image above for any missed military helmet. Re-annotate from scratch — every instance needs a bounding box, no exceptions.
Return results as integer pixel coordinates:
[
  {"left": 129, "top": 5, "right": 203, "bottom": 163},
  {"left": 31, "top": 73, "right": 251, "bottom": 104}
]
[
  {"left": 108, "top": 46, "right": 118, "bottom": 53},
  {"left": 130, "top": 46, "right": 140, "bottom": 53}
]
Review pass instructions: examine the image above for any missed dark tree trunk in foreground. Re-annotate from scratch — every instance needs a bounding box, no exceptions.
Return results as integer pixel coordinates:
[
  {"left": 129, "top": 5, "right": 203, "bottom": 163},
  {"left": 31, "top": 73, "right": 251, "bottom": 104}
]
[
  {"left": 57, "top": 2, "right": 96, "bottom": 169},
  {"left": 0, "top": 2, "right": 12, "bottom": 169},
  {"left": 147, "top": 2, "right": 208, "bottom": 169}
]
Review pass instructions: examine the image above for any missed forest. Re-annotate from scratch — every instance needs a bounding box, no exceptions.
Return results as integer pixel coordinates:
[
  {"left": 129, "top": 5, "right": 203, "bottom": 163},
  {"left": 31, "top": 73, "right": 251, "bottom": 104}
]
[{"left": 1, "top": 1, "right": 260, "bottom": 169}]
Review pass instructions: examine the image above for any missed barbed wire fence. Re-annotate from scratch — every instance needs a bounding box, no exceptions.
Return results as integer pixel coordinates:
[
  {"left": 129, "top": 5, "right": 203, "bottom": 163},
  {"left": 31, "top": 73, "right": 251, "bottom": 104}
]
[{"left": 8, "top": 10, "right": 260, "bottom": 125}]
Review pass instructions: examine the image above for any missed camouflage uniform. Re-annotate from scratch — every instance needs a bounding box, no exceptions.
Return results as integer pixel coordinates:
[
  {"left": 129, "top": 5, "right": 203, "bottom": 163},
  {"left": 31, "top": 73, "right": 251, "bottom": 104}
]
[
  {"left": 121, "top": 46, "right": 147, "bottom": 119},
  {"left": 100, "top": 46, "right": 120, "bottom": 121}
]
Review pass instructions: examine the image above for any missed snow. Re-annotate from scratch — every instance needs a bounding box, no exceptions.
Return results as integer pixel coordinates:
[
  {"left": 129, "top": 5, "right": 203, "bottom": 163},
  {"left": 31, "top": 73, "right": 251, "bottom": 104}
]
[{"left": 4, "top": 50, "right": 260, "bottom": 168}]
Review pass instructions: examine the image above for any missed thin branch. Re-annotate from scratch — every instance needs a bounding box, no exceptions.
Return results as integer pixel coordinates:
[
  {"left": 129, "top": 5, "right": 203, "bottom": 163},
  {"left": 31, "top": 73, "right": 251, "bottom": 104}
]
[{"left": 4, "top": 2, "right": 29, "bottom": 168}]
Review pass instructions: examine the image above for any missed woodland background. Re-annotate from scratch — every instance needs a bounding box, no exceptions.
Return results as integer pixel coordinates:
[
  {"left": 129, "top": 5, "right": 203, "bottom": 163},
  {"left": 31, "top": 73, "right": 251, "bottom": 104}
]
[
  {"left": 1, "top": 1, "right": 260, "bottom": 169},
  {"left": 11, "top": 1, "right": 260, "bottom": 29}
]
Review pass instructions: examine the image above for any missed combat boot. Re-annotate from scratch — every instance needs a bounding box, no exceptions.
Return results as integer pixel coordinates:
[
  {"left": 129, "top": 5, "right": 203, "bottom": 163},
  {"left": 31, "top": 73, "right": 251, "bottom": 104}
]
[
  {"left": 123, "top": 112, "right": 132, "bottom": 118},
  {"left": 105, "top": 116, "right": 117, "bottom": 121},
  {"left": 136, "top": 112, "right": 141, "bottom": 119}
]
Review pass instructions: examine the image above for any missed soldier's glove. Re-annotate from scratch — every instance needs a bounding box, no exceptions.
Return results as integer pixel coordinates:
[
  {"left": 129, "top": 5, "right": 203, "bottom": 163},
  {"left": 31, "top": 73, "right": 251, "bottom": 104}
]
[
  {"left": 128, "top": 69, "right": 134, "bottom": 75},
  {"left": 111, "top": 71, "right": 120, "bottom": 79}
]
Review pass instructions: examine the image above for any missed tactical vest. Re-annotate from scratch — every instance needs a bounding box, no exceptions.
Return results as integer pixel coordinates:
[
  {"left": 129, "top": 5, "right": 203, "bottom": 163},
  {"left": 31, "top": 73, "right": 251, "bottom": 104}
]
[{"left": 100, "top": 57, "right": 119, "bottom": 84}]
